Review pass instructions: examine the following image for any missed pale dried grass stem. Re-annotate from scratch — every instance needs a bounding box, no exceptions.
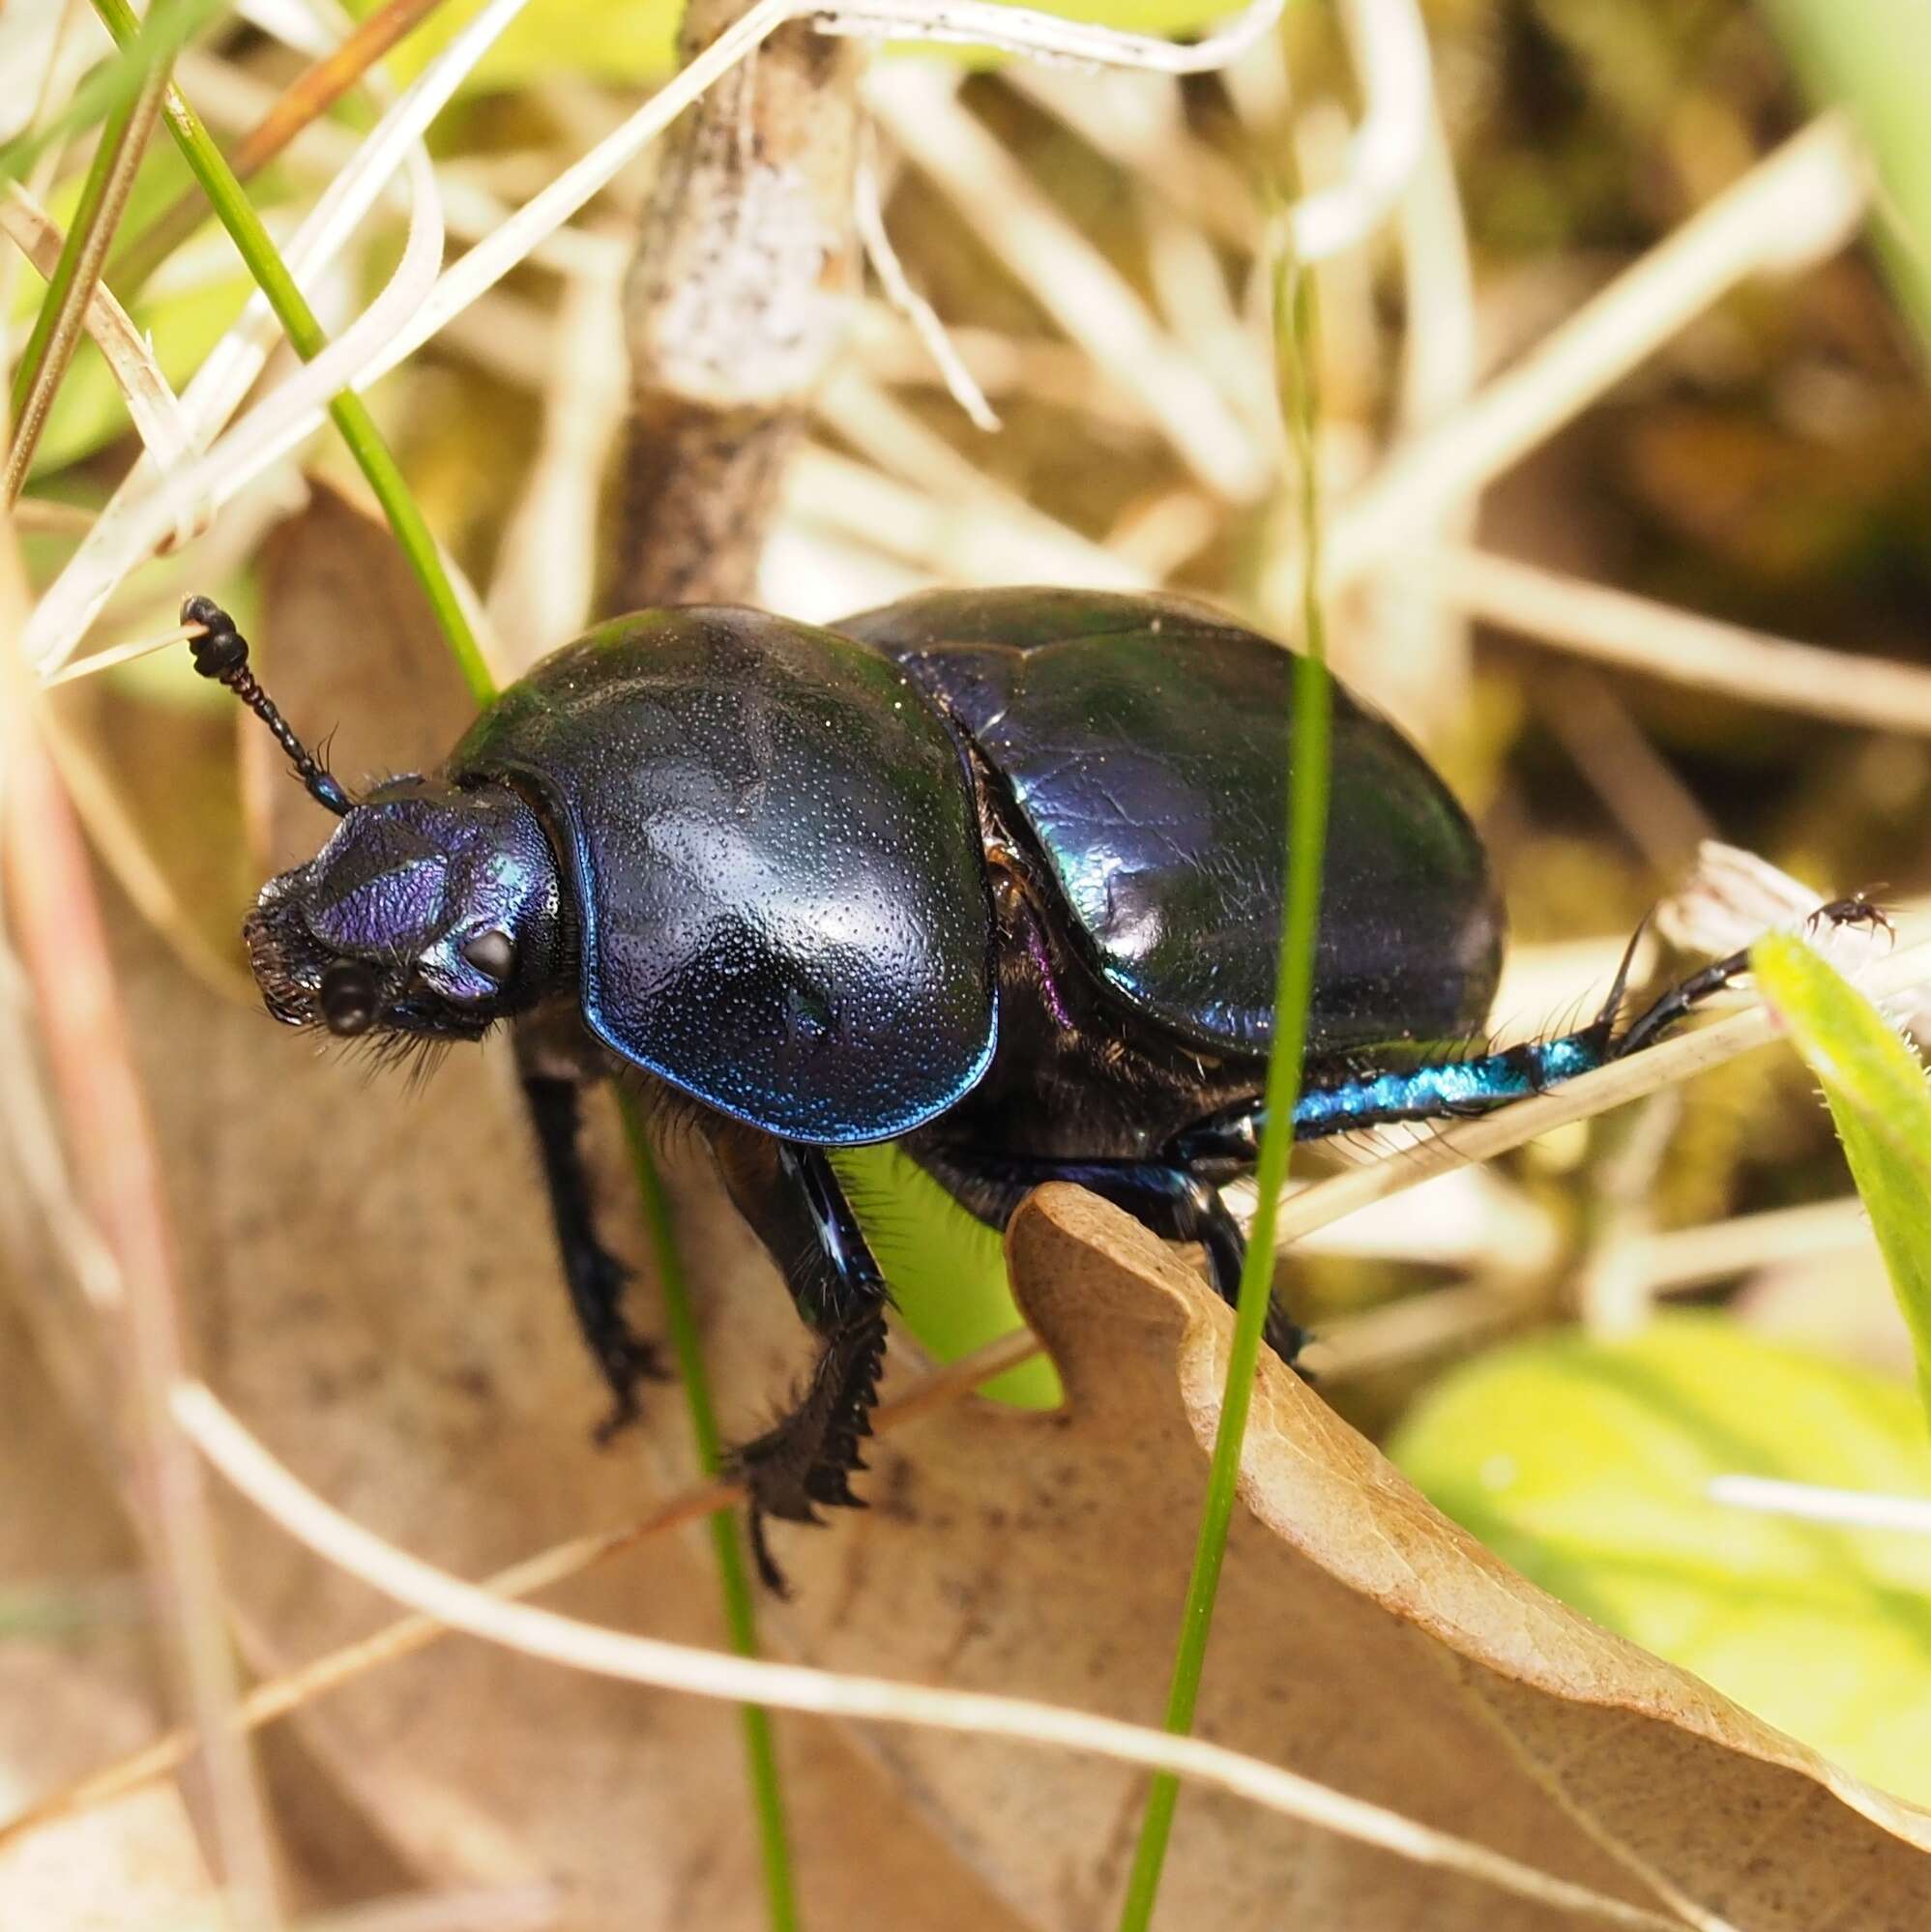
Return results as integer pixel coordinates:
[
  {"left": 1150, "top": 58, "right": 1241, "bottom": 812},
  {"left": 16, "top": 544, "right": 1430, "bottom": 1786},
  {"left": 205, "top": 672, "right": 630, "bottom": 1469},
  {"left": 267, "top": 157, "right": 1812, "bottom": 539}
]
[
  {"left": 2, "top": 186, "right": 195, "bottom": 477},
  {"left": 1366, "top": 103, "right": 1478, "bottom": 734},
  {"left": 1709, "top": 1478, "right": 1931, "bottom": 1537},
  {"left": 28, "top": 0, "right": 535, "bottom": 673},
  {"left": 852, "top": 132, "right": 1000, "bottom": 433},
  {"left": 786, "top": 445, "right": 1152, "bottom": 587},
  {"left": 1305, "top": 116, "right": 1868, "bottom": 606},
  {"left": 1, "top": 724, "right": 283, "bottom": 1924},
  {"left": 485, "top": 271, "right": 625, "bottom": 656},
  {"left": 170, "top": 1380, "right": 1689, "bottom": 1932},
  {"left": 1437, "top": 545, "right": 1931, "bottom": 736},
  {"left": 1009, "top": 67, "right": 1258, "bottom": 249},
  {"left": 867, "top": 62, "right": 1272, "bottom": 501},
  {"left": 1286, "top": 0, "right": 1433, "bottom": 263}
]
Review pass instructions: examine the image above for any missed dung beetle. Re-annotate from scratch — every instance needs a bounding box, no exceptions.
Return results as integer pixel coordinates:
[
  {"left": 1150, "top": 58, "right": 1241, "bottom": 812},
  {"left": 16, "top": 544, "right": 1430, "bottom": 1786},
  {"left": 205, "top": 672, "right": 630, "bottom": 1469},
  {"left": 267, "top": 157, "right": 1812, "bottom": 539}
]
[{"left": 186, "top": 587, "right": 1850, "bottom": 1587}]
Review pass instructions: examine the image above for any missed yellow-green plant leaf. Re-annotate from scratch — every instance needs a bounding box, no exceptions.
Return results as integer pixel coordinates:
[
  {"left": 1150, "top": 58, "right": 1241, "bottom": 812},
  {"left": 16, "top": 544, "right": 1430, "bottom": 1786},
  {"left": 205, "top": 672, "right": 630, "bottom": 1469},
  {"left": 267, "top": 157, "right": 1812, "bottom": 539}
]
[
  {"left": 1752, "top": 929, "right": 1931, "bottom": 1420},
  {"left": 355, "top": 0, "right": 1250, "bottom": 92},
  {"left": 1762, "top": 0, "right": 1931, "bottom": 361},
  {"left": 348, "top": 0, "right": 683, "bottom": 89},
  {"left": 832, "top": 1143, "right": 1062, "bottom": 1409},
  {"left": 1389, "top": 1315, "right": 1931, "bottom": 1805}
]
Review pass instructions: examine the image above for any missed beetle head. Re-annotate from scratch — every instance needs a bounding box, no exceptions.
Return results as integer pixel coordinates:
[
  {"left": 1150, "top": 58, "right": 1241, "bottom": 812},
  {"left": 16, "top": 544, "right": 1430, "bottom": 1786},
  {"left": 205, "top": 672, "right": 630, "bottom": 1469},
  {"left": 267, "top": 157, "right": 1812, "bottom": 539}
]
[{"left": 246, "top": 776, "right": 568, "bottom": 1042}]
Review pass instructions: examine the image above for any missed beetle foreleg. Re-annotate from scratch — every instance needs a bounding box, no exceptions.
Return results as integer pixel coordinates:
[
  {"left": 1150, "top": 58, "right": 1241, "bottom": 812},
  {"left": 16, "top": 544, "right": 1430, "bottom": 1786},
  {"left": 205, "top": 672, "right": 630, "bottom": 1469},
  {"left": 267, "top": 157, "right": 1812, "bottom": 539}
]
[
  {"left": 712, "top": 1133, "right": 892, "bottom": 1593},
  {"left": 517, "top": 1062, "right": 663, "bottom": 1439}
]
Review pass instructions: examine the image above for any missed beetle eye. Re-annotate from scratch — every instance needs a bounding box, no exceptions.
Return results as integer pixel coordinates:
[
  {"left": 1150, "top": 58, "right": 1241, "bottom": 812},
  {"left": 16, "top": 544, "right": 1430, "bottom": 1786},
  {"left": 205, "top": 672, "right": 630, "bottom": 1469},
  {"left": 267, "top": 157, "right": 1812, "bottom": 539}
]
[
  {"left": 319, "top": 961, "right": 378, "bottom": 1036},
  {"left": 460, "top": 929, "right": 515, "bottom": 982}
]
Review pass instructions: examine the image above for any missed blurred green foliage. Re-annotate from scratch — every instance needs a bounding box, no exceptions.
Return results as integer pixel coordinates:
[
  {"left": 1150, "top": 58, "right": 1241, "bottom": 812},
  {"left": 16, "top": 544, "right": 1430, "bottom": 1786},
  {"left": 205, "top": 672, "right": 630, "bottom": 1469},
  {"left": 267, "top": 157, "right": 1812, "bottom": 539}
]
[
  {"left": 1763, "top": 0, "right": 1931, "bottom": 362},
  {"left": 1391, "top": 1317, "right": 1931, "bottom": 1803},
  {"left": 350, "top": 0, "right": 1252, "bottom": 92}
]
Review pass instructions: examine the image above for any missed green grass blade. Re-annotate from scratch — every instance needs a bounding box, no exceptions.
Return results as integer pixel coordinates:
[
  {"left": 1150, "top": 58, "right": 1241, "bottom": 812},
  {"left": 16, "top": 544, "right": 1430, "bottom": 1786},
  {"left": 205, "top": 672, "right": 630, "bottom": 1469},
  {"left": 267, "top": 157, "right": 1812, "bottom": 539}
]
[
  {"left": 617, "top": 1100, "right": 801, "bottom": 1932},
  {"left": 88, "top": 0, "right": 492, "bottom": 704},
  {"left": 1752, "top": 931, "right": 1931, "bottom": 1423},
  {"left": 1116, "top": 242, "right": 1331, "bottom": 1932}
]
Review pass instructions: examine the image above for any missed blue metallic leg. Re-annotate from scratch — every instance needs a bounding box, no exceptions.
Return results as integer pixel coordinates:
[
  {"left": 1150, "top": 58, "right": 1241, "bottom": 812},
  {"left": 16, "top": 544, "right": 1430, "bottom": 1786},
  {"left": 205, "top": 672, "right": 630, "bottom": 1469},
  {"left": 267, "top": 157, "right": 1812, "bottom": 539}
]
[
  {"left": 1176, "top": 898, "right": 1887, "bottom": 1152},
  {"left": 713, "top": 1131, "right": 889, "bottom": 1593}
]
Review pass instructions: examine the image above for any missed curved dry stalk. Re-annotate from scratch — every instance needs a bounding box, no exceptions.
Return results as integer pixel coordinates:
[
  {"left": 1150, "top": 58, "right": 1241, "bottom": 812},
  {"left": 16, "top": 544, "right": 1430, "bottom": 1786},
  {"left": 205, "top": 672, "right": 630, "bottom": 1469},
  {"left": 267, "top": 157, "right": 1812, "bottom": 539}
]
[
  {"left": 1273, "top": 933, "right": 1931, "bottom": 1252},
  {"left": 784, "top": 444, "right": 1152, "bottom": 587},
  {"left": 2, "top": 186, "right": 193, "bottom": 473},
  {"left": 1287, "top": 0, "right": 1432, "bottom": 263},
  {"left": 1365, "top": 99, "right": 1478, "bottom": 734},
  {"left": 3, "top": 55, "right": 169, "bottom": 502},
  {"left": 169, "top": 1380, "right": 1687, "bottom": 1932},
  {"left": 0, "top": 704, "right": 283, "bottom": 1922},
  {"left": 108, "top": 0, "right": 452, "bottom": 293},
  {"left": 0, "top": 1325, "right": 1039, "bottom": 1848},
  {"left": 853, "top": 132, "right": 1000, "bottom": 433},
  {"left": 16, "top": 938, "right": 1929, "bottom": 1873},
  {"left": 868, "top": 62, "right": 1270, "bottom": 501},
  {"left": 1709, "top": 1478, "right": 1931, "bottom": 1537},
  {"left": 484, "top": 273, "right": 624, "bottom": 650},
  {"left": 814, "top": 0, "right": 1286, "bottom": 71},
  {"left": 27, "top": 0, "right": 533, "bottom": 672},
  {"left": 44, "top": 133, "right": 448, "bottom": 617}
]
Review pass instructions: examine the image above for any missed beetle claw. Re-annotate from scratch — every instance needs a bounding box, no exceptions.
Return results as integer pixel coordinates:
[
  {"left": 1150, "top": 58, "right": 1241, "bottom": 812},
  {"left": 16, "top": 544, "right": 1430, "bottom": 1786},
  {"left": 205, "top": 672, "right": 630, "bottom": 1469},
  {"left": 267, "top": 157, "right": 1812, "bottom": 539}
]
[{"left": 727, "top": 1310, "right": 887, "bottom": 1589}]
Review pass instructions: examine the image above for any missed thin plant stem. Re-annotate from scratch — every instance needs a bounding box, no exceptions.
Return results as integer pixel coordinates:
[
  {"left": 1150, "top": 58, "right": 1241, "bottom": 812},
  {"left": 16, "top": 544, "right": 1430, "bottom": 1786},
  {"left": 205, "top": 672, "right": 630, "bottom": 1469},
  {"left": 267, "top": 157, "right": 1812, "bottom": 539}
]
[
  {"left": 87, "top": 0, "right": 491, "bottom": 703},
  {"left": 1116, "top": 243, "right": 1331, "bottom": 1932},
  {"left": 5, "top": 62, "right": 166, "bottom": 499},
  {"left": 619, "top": 1098, "right": 801, "bottom": 1932},
  {"left": 108, "top": 0, "right": 454, "bottom": 297}
]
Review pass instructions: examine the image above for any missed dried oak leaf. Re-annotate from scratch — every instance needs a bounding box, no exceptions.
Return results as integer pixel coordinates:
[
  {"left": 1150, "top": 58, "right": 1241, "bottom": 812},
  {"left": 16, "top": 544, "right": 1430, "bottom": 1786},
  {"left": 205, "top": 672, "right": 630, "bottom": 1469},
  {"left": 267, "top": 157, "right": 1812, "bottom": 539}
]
[{"left": 722, "top": 1183, "right": 1931, "bottom": 1932}]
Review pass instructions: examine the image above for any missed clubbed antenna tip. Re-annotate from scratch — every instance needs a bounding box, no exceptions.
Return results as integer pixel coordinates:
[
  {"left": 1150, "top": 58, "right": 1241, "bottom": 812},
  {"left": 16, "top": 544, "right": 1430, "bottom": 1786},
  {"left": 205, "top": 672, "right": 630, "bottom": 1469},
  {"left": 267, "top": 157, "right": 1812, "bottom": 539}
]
[{"left": 180, "top": 596, "right": 351, "bottom": 817}]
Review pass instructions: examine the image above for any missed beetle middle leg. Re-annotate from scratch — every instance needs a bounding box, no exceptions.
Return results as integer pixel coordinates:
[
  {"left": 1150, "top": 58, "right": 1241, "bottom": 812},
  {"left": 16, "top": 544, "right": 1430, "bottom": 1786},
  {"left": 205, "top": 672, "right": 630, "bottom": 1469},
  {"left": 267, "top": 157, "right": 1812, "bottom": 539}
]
[
  {"left": 711, "top": 1129, "right": 891, "bottom": 1593},
  {"left": 918, "top": 1147, "right": 1305, "bottom": 1361}
]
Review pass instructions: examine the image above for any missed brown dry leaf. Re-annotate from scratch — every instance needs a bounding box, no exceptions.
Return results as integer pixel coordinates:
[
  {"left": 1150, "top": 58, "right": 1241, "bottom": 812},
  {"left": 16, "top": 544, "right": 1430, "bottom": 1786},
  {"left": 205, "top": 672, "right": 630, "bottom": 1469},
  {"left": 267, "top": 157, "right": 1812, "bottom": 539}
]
[{"left": 728, "top": 1182, "right": 1931, "bottom": 1930}]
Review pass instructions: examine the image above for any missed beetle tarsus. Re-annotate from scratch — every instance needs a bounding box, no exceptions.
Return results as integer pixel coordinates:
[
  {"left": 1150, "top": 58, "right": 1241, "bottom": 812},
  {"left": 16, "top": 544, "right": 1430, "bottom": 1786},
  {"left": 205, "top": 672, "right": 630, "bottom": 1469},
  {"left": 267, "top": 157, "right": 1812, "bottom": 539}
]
[
  {"left": 730, "top": 1307, "right": 888, "bottom": 1595},
  {"left": 1608, "top": 894, "right": 1889, "bottom": 1063},
  {"left": 588, "top": 1326, "right": 665, "bottom": 1444}
]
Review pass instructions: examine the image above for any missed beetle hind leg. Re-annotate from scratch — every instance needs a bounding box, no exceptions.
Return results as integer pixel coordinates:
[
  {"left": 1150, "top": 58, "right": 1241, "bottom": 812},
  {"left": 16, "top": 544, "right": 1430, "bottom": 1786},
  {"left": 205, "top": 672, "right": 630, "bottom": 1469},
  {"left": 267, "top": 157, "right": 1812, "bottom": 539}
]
[
  {"left": 918, "top": 1148, "right": 1305, "bottom": 1362},
  {"left": 713, "top": 1133, "right": 892, "bottom": 1594}
]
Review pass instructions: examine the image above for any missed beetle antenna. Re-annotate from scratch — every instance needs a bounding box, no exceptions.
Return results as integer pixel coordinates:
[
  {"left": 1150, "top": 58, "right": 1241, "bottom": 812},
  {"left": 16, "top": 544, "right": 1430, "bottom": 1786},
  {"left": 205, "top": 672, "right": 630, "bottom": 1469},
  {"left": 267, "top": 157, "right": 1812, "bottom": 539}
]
[{"left": 181, "top": 596, "right": 351, "bottom": 816}]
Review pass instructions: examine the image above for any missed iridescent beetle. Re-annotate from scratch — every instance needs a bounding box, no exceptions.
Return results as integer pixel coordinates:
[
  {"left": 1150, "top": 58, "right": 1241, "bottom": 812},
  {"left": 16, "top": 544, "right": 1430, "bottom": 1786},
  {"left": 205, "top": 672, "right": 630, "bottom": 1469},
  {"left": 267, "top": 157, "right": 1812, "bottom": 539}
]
[{"left": 187, "top": 588, "right": 1857, "bottom": 1585}]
